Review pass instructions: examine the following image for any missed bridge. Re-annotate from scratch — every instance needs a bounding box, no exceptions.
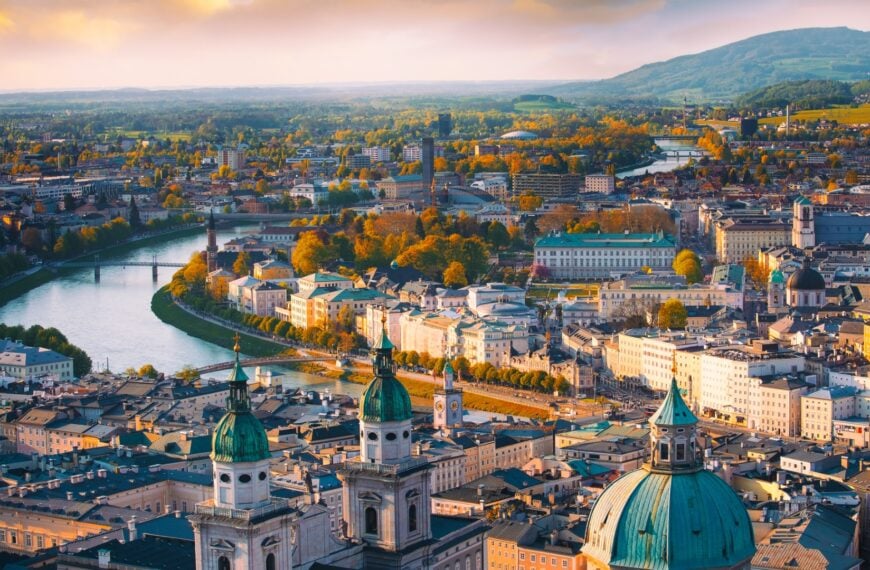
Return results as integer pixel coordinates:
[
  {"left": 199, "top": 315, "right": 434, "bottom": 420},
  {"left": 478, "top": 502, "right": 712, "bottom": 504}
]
[
  {"left": 63, "top": 255, "right": 185, "bottom": 281},
  {"left": 653, "top": 134, "right": 702, "bottom": 141},
  {"left": 195, "top": 354, "right": 340, "bottom": 374}
]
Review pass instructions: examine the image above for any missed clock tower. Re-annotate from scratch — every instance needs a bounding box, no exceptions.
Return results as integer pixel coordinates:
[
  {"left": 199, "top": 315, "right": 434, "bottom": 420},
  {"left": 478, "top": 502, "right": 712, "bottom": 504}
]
[{"left": 433, "top": 361, "right": 463, "bottom": 434}]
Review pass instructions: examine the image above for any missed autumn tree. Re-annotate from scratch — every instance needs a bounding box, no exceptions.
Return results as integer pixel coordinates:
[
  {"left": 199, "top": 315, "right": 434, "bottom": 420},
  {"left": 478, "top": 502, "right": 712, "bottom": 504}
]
[
  {"left": 672, "top": 249, "right": 702, "bottom": 284},
  {"left": 138, "top": 364, "right": 159, "bottom": 378},
  {"left": 516, "top": 192, "right": 543, "bottom": 212},
  {"left": 291, "top": 231, "right": 334, "bottom": 275},
  {"left": 443, "top": 261, "right": 469, "bottom": 288},
  {"left": 743, "top": 255, "right": 770, "bottom": 291},
  {"left": 658, "top": 299, "right": 687, "bottom": 330},
  {"left": 233, "top": 251, "right": 251, "bottom": 276}
]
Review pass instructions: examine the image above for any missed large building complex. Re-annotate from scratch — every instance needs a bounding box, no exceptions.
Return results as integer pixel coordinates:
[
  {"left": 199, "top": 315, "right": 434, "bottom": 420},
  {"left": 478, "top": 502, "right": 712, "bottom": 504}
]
[
  {"left": 534, "top": 231, "right": 676, "bottom": 279},
  {"left": 512, "top": 173, "right": 582, "bottom": 199}
]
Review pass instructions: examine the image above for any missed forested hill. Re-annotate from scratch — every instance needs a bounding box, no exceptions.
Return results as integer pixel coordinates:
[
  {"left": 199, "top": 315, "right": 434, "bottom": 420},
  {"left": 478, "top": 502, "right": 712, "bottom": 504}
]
[{"left": 550, "top": 27, "right": 870, "bottom": 102}]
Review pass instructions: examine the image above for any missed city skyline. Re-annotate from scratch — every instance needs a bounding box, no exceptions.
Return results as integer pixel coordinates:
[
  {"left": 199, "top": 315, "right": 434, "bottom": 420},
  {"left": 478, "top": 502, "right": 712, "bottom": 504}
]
[{"left": 0, "top": 0, "right": 868, "bottom": 92}]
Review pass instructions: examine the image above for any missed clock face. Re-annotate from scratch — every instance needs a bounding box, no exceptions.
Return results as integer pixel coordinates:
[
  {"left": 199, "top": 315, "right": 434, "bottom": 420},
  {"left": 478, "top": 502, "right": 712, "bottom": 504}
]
[
  {"left": 450, "top": 401, "right": 459, "bottom": 411},
  {"left": 435, "top": 401, "right": 444, "bottom": 411}
]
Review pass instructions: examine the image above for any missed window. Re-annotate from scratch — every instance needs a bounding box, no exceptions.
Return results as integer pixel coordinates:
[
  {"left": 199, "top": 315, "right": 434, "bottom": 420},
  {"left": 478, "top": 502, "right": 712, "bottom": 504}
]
[
  {"left": 239, "top": 474, "right": 251, "bottom": 483},
  {"left": 365, "top": 507, "right": 378, "bottom": 535},
  {"left": 218, "top": 556, "right": 231, "bottom": 570},
  {"left": 676, "top": 443, "right": 686, "bottom": 461},
  {"left": 259, "top": 472, "right": 267, "bottom": 481},
  {"left": 386, "top": 432, "right": 397, "bottom": 441},
  {"left": 659, "top": 443, "right": 669, "bottom": 461},
  {"left": 266, "top": 553, "right": 276, "bottom": 570},
  {"left": 368, "top": 432, "right": 378, "bottom": 441},
  {"left": 220, "top": 473, "right": 230, "bottom": 483},
  {"left": 409, "top": 504, "right": 417, "bottom": 532}
]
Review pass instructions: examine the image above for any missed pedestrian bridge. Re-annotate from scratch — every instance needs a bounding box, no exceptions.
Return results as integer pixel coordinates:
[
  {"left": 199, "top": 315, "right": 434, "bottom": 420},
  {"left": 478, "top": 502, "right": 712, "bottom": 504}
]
[
  {"left": 196, "top": 354, "right": 341, "bottom": 374},
  {"left": 63, "top": 256, "right": 185, "bottom": 280}
]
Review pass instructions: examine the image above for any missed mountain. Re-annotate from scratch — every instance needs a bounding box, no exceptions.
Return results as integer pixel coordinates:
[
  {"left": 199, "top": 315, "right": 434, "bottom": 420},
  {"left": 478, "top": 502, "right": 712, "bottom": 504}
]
[
  {"left": 550, "top": 27, "right": 870, "bottom": 102},
  {"left": 734, "top": 79, "right": 856, "bottom": 109}
]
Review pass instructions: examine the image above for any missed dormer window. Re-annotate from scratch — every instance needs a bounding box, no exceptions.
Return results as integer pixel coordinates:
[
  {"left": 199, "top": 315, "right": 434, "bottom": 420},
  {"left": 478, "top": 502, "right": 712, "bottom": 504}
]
[{"left": 659, "top": 443, "right": 669, "bottom": 461}]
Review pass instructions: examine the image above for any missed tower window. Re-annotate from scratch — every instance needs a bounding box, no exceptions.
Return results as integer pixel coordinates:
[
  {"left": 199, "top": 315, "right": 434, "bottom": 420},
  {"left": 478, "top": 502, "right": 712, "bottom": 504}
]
[
  {"left": 259, "top": 472, "right": 267, "bottom": 481},
  {"left": 676, "top": 443, "right": 686, "bottom": 461},
  {"left": 218, "top": 556, "right": 231, "bottom": 570},
  {"left": 409, "top": 503, "right": 417, "bottom": 532},
  {"left": 239, "top": 474, "right": 251, "bottom": 483},
  {"left": 367, "top": 432, "right": 378, "bottom": 441},
  {"left": 220, "top": 473, "right": 230, "bottom": 483},
  {"left": 659, "top": 442, "right": 669, "bottom": 461},
  {"left": 386, "top": 433, "right": 397, "bottom": 441},
  {"left": 265, "top": 553, "right": 275, "bottom": 570},
  {"left": 403, "top": 431, "right": 410, "bottom": 439},
  {"left": 365, "top": 507, "right": 378, "bottom": 535}
]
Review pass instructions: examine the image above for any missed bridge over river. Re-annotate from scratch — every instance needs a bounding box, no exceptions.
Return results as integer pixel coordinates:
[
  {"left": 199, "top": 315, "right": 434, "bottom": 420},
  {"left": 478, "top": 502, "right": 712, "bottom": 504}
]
[
  {"left": 195, "top": 354, "right": 340, "bottom": 374},
  {"left": 62, "top": 255, "right": 185, "bottom": 280}
]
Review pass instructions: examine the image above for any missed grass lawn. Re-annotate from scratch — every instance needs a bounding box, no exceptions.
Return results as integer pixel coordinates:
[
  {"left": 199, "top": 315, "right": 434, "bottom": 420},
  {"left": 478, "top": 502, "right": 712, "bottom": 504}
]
[{"left": 151, "top": 287, "right": 288, "bottom": 359}]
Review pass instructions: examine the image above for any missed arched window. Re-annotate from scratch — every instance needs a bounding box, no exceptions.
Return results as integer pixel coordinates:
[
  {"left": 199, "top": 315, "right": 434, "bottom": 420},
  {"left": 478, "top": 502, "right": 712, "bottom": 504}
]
[
  {"left": 265, "top": 553, "right": 275, "bottom": 570},
  {"left": 408, "top": 503, "right": 417, "bottom": 532},
  {"left": 218, "top": 556, "right": 231, "bottom": 570},
  {"left": 365, "top": 507, "right": 378, "bottom": 535}
]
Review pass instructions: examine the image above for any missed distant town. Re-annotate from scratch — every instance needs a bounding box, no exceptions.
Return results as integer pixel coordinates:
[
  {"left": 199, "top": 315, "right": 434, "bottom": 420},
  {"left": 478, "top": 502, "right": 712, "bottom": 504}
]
[{"left": 1, "top": 43, "right": 870, "bottom": 569}]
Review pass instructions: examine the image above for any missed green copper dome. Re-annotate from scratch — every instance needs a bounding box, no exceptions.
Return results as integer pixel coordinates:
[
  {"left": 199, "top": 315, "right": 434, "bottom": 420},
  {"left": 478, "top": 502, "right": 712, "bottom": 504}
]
[
  {"left": 583, "top": 468, "right": 756, "bottom": 569},
  {"left": 210, "top": 335, "right": 271, "bottom": 463},
  {"left": 211, "top": 411, "right": 271, "bottom": 463},
  {"left": 769, "top": 269, "right": 785, "bottom": 284},
  {"left": 361, "top": 375, "right": 412, "bottom": 423}
]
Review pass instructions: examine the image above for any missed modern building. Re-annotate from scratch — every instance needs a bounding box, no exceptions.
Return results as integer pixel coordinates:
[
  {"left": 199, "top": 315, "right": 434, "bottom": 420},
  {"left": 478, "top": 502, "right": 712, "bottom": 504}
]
[
  {"left": 581, "top": 380, "right": 756, "bottom": 569},
  {"left": 377, "top": 175, "right": 423, "bottom": 200},
  {"left": 216, "top": 148, "right": 245, "bottom": 171},
  {"left": 584, "top": 174, "right": 615, "bottom": 194},
  {"left": 534, "top": 231, "right": 676, "bottom": 280},
  {"left": 512, "top": 173, "right": 582, "bottom": 199},
  {"left": 422, "top": 137, "right": 435, "bottom": 195},
  {"left": 361, "top": 147, "right": 391, "bottom": 163},
  {"left": 345, "top": 154, "right": 371, "bottom": 169}
]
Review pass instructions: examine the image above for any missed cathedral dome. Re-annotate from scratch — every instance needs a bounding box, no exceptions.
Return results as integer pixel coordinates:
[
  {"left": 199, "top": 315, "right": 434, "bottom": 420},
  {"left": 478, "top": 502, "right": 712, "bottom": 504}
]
[
  {"left": 583, "top": 380, "right": 755, "bottom": 569},
  {"left": 360, "top": 375, "right": 412, "bottom": 423},
  {"left": 211, "top": 411, "right": 271, "bottom": 463},
  {"left": 786, "top": 260, "right": 825, "bottom": 291},
  {"left": 582, "top": 468, "right": 756, "bottom": 569}
]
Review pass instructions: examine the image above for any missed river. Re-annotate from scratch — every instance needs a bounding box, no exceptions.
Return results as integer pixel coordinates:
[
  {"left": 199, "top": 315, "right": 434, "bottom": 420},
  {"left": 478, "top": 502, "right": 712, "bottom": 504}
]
[
  {"left": 0, "top": 224, "right": 363, "bottom": 398},
  {"left": 616, "top": 138, "right": 705, "bottom": 179}
]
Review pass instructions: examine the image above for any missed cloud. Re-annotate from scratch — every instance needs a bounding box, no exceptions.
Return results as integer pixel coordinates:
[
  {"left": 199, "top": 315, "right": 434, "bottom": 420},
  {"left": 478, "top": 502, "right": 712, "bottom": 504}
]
[
  {"left": 28, "top": 10, "right": 128, "bottom": 50},
  {"left": 0, "top": 10, "right": 12, "bottom": 33}
]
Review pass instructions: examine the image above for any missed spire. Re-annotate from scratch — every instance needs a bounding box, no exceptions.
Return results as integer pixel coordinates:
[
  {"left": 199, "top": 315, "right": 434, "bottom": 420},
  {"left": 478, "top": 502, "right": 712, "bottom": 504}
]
[
  {"left": 226, "top": 333, "right": 250, "bottom": 412},
  {"left": 372, "top": 312, "right": 396, "bottom": 377}
]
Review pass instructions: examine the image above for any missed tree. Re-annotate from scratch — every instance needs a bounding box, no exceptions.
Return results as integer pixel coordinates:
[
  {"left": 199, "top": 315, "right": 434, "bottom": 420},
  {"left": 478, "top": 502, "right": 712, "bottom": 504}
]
[
  {"left": 233, "top": 251, "right": 251, "bottom": 276},
  {"left": 129, "top": 195, "right": 141, "bottom": 229},
  {"left": 21, "top": 227, "right": 43, "bottom": 254},
  {"left": 138, "top": 364, "right": 159, "bottom": 378},
  {"left": 672, "top": 249, "right": 702, "bottom": 284},
  {"left": 443, "top": 261, "right": 468, "bottom": 288},
  {"left": 516, "top": 192, "right": 543, "bottom": 212},
  {"left": 291, "top": 232, "right": 334, "bottom": 275},
  {"left": 486, "top": 221, "right": 510, "bottom": 249},
  {"left": 63, "top": 193, "right": 76, "bottom": 212},
  {"left": 658, "top": 299, "right": 687, "bottom": 330},
  {"left": 178, "top": 365, "right": 201, "bottom": 383}
]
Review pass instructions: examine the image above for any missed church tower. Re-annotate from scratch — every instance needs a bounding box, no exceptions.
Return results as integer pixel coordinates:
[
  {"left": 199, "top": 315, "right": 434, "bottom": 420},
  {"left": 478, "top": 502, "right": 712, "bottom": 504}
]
[
  {"left": 433, "top": 360, "right": 463, "bottom": 434},
  {"left": 338, "top": 325, "right": 433, "bottom": 567},
  {"left": 768, "top": 268, "right": 785, "bottom": 312},
  {"left": 192, "top": 335, "right": 294, "bottom": 570},
  {"left": 792, "top": 195, "right": 815, "bottom": 248},
  {"left": 206, "top": 209, "right": 218, "bottom": 272}
]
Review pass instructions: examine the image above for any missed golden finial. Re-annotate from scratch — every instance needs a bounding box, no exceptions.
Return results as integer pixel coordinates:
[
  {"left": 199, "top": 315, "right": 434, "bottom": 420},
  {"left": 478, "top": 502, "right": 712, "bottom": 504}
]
[
  {"left": 672, "top": 350, "right": 677, "bottom": 376},
  {"left": 233, "top": 332, "right": 241, "bottom": 353}
]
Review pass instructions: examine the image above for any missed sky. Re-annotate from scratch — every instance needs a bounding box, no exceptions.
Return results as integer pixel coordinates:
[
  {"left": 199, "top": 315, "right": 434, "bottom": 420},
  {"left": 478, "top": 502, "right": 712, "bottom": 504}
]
[{"left": 0, "top": 0, "right": 868, "bottom": 91}]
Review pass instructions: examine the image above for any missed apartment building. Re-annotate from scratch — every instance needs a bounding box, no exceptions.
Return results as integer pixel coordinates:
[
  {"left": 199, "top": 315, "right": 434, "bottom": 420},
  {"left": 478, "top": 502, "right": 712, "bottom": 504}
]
[
  {"left": 801, "top": 385, "right": 859, "bottom": 441},
  {"left": 534, "top": 231, "right": 676, "bottom": 280}
]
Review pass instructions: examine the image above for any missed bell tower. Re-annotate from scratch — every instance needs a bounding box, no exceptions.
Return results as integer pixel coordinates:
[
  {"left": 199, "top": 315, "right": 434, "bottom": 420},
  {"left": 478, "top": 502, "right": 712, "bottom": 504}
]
[
  {"left": 433, "top": 360, "right": 463, "bottom": 434},
  {"left": 192, "top": 335, "right": 294, "bottom": 570},
  {"left": 206, "top": 209, "right": 218, "bottom": 272},
  {"left": 338, "top": 323, "right": 433, "bottom": 562},
  {"left": 792, "top": 196, "right": 815, "bottom": 249}
]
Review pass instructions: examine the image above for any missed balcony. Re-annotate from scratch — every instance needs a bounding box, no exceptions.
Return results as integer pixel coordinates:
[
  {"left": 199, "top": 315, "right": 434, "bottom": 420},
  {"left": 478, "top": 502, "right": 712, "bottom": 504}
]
[
  {"left": 342, "top": 457, "right": 429, "bottom": 476},
  {"left": 194, "top": 498, "right": 290, "bottom": 521}
]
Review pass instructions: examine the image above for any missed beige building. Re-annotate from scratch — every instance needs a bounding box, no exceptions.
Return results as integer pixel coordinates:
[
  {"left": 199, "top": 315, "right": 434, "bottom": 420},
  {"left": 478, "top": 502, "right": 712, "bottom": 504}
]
[
  {"left": 715, "top": 219, "right": 791, "bottom": 263},
  {"left": 606, "top": 329, "right": 702, "bottom": 392},
  {"left": 801, "top": 386, "right": 859, "bottom": 441},
  {"left": 279, "top": 272, "right": 354, "bottom": 328},
  {"left": 598, "top": 273, "right": 744, "bottom": 320},
  {"left": 252, "top": 259, "right": 293, "bottom": 281},
  {"left": 311, "top": 288, "right": 390, "bottom": 330},
  {"left": 745, "top": 377, "right": 810, "bottom": 437},
  {"left": 227, "top": 276, "right": 287, "bottom": 317}
]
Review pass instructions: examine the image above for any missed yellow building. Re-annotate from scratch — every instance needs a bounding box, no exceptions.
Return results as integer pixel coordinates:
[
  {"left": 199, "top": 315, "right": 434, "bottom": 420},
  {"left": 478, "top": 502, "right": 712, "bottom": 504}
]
[
  {"left": 487, "top": 519, "right": 586, "bottom": 570},
  {"left": 0, "top": 501, "right": 112, "bottom": 554},
  {"left": 252, "top": 259, "right": 293, "bottom": 281}
]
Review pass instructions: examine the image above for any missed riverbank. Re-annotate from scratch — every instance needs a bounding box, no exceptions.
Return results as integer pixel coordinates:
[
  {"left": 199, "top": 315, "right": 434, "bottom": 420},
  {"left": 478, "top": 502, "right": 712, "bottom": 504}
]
[
  {"left": 151, "top": 287, "right": 289, "bottom": 358},
  {"left": 0, "top": 224, "right": 206, "bottom": 309},
  {"left": 154, "top": 288, "right": 551, "bottom": 419}
]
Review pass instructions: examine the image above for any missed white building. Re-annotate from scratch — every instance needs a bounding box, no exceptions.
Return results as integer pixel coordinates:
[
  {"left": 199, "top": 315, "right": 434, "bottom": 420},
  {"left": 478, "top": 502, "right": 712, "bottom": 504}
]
[
  {"left": 217, "top": 148, "right": 245, "bottom": 171},
  {"left": 698, "top": 342, "right": 805, "bottom": 422},
  {"left": 402, "top": 144, "right": 422, "bottom": 162},
  {"left": 361, "top": 146, "right": 391, "bottom": 163},
  {"left": 608, "top": 329, "right": 702, "bottom": 392},
  {"left": 584, "top": 174, "right": 615, "bottom": 194},
  {"left": 0, "top": 340, "right": 74, "bottom": 382},
  {"left": 534, "top": 231, "right": 676, "bottom": 279}
]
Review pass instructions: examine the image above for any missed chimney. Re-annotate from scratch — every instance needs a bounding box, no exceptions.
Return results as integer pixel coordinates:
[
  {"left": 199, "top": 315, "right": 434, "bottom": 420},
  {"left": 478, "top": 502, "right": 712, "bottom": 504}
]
[
  {"left": 175, "top": 510, "right": 182, "bottom": 519},
  {"left": 127, "top": 516, "right": 138, "bottom": 541},
  {"left": 86, "top": 471, "right": 95, "bottom": 480},
  {"left": 98, "top": 549, "right": 111, "bottom": 569},
  {"left": 550, "top": 530, "right": 559, "bottom": 546},
  {"left": 97, "top": 469, "right": 108, "bottom": 479},
  {"left": 66, "top": 491, "right": 74, "bottom": 500},
  {"left": 477, "top": 484, "right": 485, "bottom": 497}
]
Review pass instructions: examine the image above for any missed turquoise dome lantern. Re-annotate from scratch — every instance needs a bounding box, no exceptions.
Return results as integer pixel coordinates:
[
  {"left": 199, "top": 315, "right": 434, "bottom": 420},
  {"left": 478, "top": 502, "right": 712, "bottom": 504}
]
[
  {"left": 359, "top": 317, "right": 412, "bottom": 423},
  {"left": 211, "top": 335, "right": 271, "bottom": 464},
  {"left": 582, "top": 379, "right": 756, "bottom": 569}
]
